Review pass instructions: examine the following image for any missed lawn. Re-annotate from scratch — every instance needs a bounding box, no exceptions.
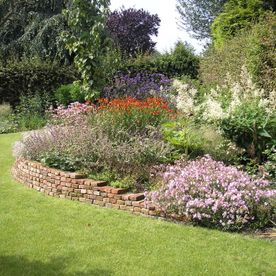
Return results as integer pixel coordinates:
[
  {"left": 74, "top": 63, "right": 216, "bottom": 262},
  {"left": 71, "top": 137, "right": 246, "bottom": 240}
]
[{"left": 0, "top": 133, "right": 275, "bottom": 276}]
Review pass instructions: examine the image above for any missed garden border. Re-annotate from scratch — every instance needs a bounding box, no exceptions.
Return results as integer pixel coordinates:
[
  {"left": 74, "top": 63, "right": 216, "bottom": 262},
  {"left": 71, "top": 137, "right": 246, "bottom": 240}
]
[{"left": 12, "top": 158, "right": 185, "bottom": 221}]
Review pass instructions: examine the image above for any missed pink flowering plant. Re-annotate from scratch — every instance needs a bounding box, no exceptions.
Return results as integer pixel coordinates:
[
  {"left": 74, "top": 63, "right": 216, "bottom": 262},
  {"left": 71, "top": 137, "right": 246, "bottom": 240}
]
[
  {"left": 146, "top": 156, "right": 276, "bottom": 230},
  {"left": 48, "top": 102, "right": 95, "bottom": 125}
]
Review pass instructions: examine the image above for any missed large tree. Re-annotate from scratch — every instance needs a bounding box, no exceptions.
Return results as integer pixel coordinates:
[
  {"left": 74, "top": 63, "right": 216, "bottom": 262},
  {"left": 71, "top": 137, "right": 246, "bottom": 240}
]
[
  {"left": 176, "top": 0, "right": 227, "bottom": 40},
  {"left": 106, "top": 7, "right": 161, "bottom": 57},
  {"left": 0, "top": 0, "right": 68, "bottom": 62}
]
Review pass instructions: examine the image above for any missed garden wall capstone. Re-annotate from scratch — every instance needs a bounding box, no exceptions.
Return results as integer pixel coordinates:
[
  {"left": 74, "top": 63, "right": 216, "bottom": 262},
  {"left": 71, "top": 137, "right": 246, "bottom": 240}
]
[{"left": 12, "top": 158, "right": 168, "bottom": 218}]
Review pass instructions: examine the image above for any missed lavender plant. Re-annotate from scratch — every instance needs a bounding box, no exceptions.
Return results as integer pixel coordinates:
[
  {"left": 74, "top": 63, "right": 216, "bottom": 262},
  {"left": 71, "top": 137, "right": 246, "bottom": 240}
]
[
  {"left": 102, "top": 72, "right": 174, "bottom": 100},
  {"left": 146, "top": 156, "right": 276, "bottom": 230}
]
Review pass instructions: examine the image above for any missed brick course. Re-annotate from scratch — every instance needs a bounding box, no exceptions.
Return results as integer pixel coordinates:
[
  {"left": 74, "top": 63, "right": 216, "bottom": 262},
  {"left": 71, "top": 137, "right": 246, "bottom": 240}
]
[
  {"left": 12, "top": 159, "right": 159, "bottom": 217},
  {"left": 12, "top": 159, "right": 187, "bottom": 222}
]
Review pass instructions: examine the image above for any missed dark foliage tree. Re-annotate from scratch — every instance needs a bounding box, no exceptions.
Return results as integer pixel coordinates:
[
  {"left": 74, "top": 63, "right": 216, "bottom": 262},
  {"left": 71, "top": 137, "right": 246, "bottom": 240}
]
[
  {"left": 176, "top": 0, "right": 227, "bottom": 40},
  {"left": 0, "top": 0, "right": 69, "bottom": 63},
  {"left": 106, "top": 7, "right": 161, "bottom": 57}
]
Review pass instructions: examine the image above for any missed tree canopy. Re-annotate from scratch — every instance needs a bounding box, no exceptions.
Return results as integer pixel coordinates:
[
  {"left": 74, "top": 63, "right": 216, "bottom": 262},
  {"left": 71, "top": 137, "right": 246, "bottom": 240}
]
[
  {"left": 176, "top": 0, "right": 227, "bottom": 40},
  {"left": 106, "top": 7, "right": 161, "bottom": 57},
  {"left": 0, "top": 0, "right": 68, "bottom": 62}
]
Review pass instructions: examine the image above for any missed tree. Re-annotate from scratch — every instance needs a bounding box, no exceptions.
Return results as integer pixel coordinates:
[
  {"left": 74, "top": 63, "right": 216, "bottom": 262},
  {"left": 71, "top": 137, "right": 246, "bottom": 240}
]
[
  {"left": 211, "top": 0, "right": 273, "bottom": 48},
  {"left": 63, "top": 0, "right": 117, "bottom": 99},
  {"left": 176, "top": 0, "right": 227, "bottom": 40},
  {"left": 106, "top": 7, "right": 161, "bottom": 57},
  {"left": 0, "top": 0, "right": 69, "bottom": 63}
]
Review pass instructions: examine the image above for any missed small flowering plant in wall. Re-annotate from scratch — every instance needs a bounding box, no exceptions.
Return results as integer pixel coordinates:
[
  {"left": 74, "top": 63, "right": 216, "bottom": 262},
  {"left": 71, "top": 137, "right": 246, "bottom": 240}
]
[{"left": 146, "top": 156, "right": 276, "bottom": 231}]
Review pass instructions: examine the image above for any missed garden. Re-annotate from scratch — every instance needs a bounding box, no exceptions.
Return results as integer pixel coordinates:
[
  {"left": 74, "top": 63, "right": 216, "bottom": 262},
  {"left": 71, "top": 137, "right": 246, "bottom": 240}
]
[{"left": 0, "top": 0, "right": 275, "bottom": 274}]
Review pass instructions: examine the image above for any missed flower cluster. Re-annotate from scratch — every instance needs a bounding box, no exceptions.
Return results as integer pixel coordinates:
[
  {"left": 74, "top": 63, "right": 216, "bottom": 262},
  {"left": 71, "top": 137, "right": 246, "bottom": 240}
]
[
  {"left": 49, "top": 102, "right": 94, "bottom": 125},
  {"left": 96, "top": 97, "right": 175, "bottom": 132},
  {"left": 102, "top": 72, "right": 173, "bottom": 100},
  {"left": 173, "top": 79, "right": 197, "bottom": 116},
  {"left": 146, "top": 156, "right": 275, "bottom": 230}
]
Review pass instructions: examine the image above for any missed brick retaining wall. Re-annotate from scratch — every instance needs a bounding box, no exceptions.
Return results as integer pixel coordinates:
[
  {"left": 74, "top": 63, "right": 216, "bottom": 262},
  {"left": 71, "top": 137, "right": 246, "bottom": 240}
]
[{"left": 12, "top": 159, "right": 161, "bottom": 217}]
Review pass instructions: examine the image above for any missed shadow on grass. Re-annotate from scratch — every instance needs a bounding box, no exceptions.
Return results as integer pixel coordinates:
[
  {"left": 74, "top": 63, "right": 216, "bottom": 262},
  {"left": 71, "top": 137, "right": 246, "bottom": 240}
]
[{"left": 0, "top": 255, "right": 113, "bottom": 276}]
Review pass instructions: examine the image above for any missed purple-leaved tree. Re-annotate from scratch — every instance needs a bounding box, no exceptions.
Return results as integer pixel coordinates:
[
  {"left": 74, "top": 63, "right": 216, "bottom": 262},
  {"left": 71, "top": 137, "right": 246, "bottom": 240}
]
[{"left": 106, "top": 7, "right": 161, "bottom": 57}]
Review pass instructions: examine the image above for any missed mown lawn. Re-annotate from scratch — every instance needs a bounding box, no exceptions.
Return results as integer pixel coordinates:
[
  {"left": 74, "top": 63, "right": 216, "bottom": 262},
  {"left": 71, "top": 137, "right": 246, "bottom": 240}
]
[{"left": 0, "top": 133, "right": 275, "bottom": 276}]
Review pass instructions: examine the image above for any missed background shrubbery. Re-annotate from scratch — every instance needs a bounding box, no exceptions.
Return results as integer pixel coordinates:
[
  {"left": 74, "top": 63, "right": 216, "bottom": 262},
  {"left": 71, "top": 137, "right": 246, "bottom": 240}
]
[
  {"left": 0, "top": 58, "right": 77, "bottom": 107},
  {"left": 200, "top": 12, "right": 276, "bottom": 91}
]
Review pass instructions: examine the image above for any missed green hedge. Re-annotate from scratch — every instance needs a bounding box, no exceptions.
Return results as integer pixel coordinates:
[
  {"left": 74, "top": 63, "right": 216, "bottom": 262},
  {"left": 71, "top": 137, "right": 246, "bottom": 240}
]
[
  {"left": 119, "top": 42, "right": 199, "bottom": 79},
  {"left": 0, "top": 59, "right": 78, "bottom": 107}
]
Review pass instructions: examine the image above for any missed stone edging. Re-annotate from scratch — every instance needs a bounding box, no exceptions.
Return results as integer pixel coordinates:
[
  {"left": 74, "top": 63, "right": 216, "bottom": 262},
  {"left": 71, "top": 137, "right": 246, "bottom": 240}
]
[{"left": 12, "top": 158, "right": 163, "bottom": 217}]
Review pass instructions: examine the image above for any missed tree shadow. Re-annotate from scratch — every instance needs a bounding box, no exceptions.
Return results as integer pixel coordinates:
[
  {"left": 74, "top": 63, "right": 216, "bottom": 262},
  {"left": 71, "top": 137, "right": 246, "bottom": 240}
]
[{"left": 0, "top": 255, "right": 113, "bottom": 276}]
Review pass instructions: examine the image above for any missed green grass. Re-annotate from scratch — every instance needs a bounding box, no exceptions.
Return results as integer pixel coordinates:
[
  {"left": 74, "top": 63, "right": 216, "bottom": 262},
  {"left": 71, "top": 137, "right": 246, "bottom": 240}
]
[{"left": 0, "top": 133, "right": 275, "bottom": 276}]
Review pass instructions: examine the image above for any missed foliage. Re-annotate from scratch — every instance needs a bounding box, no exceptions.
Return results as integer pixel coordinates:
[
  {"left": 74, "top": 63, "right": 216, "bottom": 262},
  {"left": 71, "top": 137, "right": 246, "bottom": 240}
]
[
  {"left": 106, "top": 7, "right": 160, "bottom": 57},
  {"left": 54, "top": 82, "right": 86, "bottom": 105},
  {"left": 146, "top": 156, "right": 276, "bottom": 230},
  {"left": 0, "top": 103, "right": 17, "bottom": 133},
  {"left": 119, "top": 42, "right": 199, "bottom": 79},
  {"left": 13, "top": 93, "right": 51, "bottom": 131},
  {"left": 176, "top": 0, "right": 227, "bottom": 40},
  {"left": 263, "top": 146, "right": 276, "bottom": 180},
  {"left": 161, "top": 120, "right": 204, "bottom": 158},
  {"left": 0, "top": 0, "right": 69, "bottom": 63},
  {"left": 211, "top": 0, "right": 271, "bottom": 48},
  {"left": 153, "top": 42, "right": 199, "bottom": 78},
  {"left": 200, "top": 13, "right": 276, "bottom": 92},
  {"left": 94, "top": 97, "right": 175, "bottom": 133},
  {"left": 63, "top": 0, "right": 117, "bottom": 99},
  {"left": 221, "top": 100, "right": 276, "bottom": 162},
  {"left": 102, "top": 72, "right": 173, "bottom": 100},
  {"left": 0, "top": 58, "right": 77, "bottom": 106},
  {"left": 14, "top": 123, "right": 172, "bottom": 191}
]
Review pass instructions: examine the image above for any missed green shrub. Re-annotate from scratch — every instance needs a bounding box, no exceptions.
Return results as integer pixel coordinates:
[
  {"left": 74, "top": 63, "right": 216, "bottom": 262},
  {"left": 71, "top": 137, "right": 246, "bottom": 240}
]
[
  {"left": 54, "top": 82, "right": 85, "bottom": 105},
  {"left": 0, "top": 58, "right": 77, "bottom": 106},
  {"left": 221, "top": 100, "right": 276, "bottom": 162},
  {"left": 0, "top": 103, "right": 17, "bottom": 134},
  {"left": 200, "top": 12, "right": 276, "bottom": 91},
  {"left": 211, "top": 0, "right": 267, "bottom": 48},
  {"left": 119, "top": 42, "right": 199, "bottom": 79},
  {"left": 13, "top": 93, "right": 52, "bottom": 131},
  {"left": 162, "top": 119, "right": 204, "bottom": 158}
]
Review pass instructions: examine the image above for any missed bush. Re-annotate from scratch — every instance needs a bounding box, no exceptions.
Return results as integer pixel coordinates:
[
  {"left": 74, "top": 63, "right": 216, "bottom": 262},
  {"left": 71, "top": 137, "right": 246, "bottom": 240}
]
[
  {"left": 54, "top": 82, "right": 86, "bottom": 105},
  {"left": 221, "top": 100, "right": 276, "bottom": 162},
  {"left": 118, "top": 42, "right": 199, "bottom": 79},
  {"left": 146, "top": 156, "right": 276, "bottom": 230},
  {"left": 211, "top": 0, "right": 266, "bottom": 48},
  {"left": 200, "top": 13, "right": 276, "bottom": 91},
  {"left": 0, "top": 103, "right": 17, "bottom": 133},
  {"left": 13, "top": 93, "right": 51, "bottom": 131},
  {"left": 0, "top": 58, "right": 77, "bottom": 106}
]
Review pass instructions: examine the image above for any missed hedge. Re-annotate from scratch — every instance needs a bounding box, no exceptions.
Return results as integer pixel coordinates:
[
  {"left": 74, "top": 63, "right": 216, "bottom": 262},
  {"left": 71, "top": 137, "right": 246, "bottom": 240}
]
[{"left": 0, "top": 59, "right": 78, "bottom": 107}]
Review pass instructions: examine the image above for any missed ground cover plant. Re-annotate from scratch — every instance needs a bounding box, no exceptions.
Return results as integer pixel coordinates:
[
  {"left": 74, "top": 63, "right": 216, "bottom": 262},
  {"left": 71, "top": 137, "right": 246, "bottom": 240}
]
[
  {"left": 146, "top": 156, "right": 275, "bottom": 231},
  {"left": 1, "top": 133, "right": 276, "bottom": 275}
]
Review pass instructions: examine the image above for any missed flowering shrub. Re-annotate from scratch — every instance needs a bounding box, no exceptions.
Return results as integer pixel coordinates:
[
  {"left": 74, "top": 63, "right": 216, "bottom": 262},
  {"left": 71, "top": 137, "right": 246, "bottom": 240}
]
[
  {"left": 94, "top": 97, "right": 175, "bottom": 133},
  {"left": 102, "top": 72, "right": 173, "bottom": 100},
  {"left": 146, "top": 156, "right": 276, "bottom": 230}
]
